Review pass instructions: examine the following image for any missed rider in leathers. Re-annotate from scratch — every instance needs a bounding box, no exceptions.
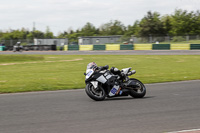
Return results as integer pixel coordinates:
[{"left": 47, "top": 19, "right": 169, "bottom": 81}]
[{"left": 87, "top": 62, "right": 124, "bottom": 79}]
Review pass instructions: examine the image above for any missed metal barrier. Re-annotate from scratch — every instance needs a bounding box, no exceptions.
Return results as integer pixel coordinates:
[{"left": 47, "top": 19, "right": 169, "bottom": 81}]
[{"left": 2, "top": 45, "right": 56, "bottom": 51}]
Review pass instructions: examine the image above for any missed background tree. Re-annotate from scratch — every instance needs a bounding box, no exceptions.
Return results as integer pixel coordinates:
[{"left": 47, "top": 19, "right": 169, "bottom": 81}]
[
  {"left": 1, "top": 9, "right": 200, "bottom": 42},
  {"left": 81, "top": 22, "right": 97, "bottom": 36},
  {"left": 44, "top": 26, "right": 54, "bottom": 39},
  {"left": 169, "top": 9, "right": 196, "bottom": 35},
  {"left": 162, "top": 15, "right": 173, "bottom": 35},
  {"left": 138, "top": 11, "right": 165, "bottom": 36},
  {"left": 99, "top": 20, "right": 125, "bottom": 35},
  {"left": 27, "top": 30, "right": 45, "bottom": 39},
  {"left": 64, "top": 29, "right": 81, "bottom": 44},
  {"left": 57, "top": 31, "right": 68, "bottom": 39},
  {"left": 124, "top": 20, "right": 140, "bottom": 37},
  {"left": 194, "top": 10, "right": 200, "bottom": 34}
]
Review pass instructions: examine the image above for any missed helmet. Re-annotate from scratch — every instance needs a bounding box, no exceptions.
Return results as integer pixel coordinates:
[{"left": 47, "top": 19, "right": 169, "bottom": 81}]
[
  {"left": 16, "top": 42, "right": 21, "bottom": 46},
  {"left": 87, "top": 62, "right": 97, "bottom": 69}
]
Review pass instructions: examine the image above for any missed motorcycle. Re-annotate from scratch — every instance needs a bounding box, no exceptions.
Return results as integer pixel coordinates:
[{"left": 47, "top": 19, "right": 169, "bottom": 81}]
[
  {"left": 84, "top": 63, "right": 146, "bottom": 101},
  {"left": 13, "top": 42, "right": 23, "bottom": 52}
]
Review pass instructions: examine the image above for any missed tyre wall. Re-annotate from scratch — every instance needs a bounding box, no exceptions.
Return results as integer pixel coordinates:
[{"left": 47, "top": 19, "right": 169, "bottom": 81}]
[
  {"left": 2, "top": 44, "right": 200, "bottom": 51},
  {"left": 62, "top": 44, "right": 200, "bottom": 51}
]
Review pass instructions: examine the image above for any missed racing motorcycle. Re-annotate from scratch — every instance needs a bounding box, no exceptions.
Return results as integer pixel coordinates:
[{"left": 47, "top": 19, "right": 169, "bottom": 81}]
[
  {"left": 13, "top": 42, "right": 23, "bottom": 52},
  {"left": 84, "top": 62, "right": 146, "bottom": 101}
]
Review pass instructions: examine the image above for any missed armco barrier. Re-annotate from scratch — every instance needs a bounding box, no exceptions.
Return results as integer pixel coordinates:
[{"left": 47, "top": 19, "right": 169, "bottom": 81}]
[
  {"left": 190, "top": 44, "right": 200, "bottom": 50},
  {"left": 3, "top": 46, "right": 13, "bottom": 51},
  {"left": 106, "top": 44, "right": 120, "bottom": 50},
  {"left": 23, "top": 45, "right": 56, "bottom": 51},
  {"left": 68, "top": 45, "right": 79, "bottom": 51},
  {"left": 134, "top": 44, "right": 152, "bottom": 50},
  {"left": 93, "top": 45, "right": 105, "bottom": 50},
  {"left": 153, "top": 44, "right": 170, "bottom": 50},
  {"left": 79, "top": 45, "right": 93, "bottom": 51},
  {"left": 170, "top": 44, "right": 190, "bottom": 50},
  {"left": 120, "top": 44, "right": 134, "bottom": 50}
]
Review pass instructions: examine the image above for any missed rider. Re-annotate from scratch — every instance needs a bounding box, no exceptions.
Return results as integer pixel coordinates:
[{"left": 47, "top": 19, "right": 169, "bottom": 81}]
[{"left": 87, "top": 62, "right": 123, "bottom": 77}]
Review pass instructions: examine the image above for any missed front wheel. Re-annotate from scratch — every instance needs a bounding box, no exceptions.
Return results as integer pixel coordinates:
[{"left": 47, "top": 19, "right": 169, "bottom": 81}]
[
  {"left": 129, "top": 78, "right": 146, "bottom": 98},
  {"left": 85, "top": 83, "right": 106, "bottom": 101}
]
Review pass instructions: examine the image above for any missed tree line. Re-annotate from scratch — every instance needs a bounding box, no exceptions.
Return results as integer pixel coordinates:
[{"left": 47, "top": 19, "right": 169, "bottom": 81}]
[{"left": 0, "top": 9, "right": 200, "bottom": 43}]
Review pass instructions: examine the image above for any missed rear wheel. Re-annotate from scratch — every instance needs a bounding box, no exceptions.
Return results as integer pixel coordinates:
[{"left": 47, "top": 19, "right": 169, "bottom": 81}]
[
  {"left": 85, "top": 83, "right": 106, "bottom": 101},
  {"left": 129, "top": 78, "right": 146, "bottom": 98}
]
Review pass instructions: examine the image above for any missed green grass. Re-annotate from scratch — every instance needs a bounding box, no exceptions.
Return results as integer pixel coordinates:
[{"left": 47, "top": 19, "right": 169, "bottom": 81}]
[
  {"left": 0, "top": 55, "right": 200, "bottom": 93},
  {"left": 0, "top": 55, "right": 44, "bottom": 63}
]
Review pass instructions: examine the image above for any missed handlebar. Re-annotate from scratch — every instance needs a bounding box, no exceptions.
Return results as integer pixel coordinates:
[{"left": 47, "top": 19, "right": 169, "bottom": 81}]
[
  {"left": 99, "top": 65, "right": 109, "bottom": 71},
  {"left": 84, "top": 65, "right": 109, "bottom": 75},
  {"left": 127, "top": 70, "right": 136, "bottom": 76}
]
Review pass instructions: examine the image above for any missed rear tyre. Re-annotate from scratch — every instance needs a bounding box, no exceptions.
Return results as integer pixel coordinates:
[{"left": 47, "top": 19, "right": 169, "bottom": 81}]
[
  {"left": 85, "top": 83, "right": 106, "bottom": 101},
  {"left": 129, "top": 78, "right": 146, "bottom": 98}
]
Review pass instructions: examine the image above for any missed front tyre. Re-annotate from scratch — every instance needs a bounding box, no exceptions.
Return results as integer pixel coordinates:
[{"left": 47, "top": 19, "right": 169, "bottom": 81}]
[
  {"left": 129, "top": 78, "right": 146, "bottom": 98},
  {"left": 85, "top": 83, "right": 106, "bottom": 101}
]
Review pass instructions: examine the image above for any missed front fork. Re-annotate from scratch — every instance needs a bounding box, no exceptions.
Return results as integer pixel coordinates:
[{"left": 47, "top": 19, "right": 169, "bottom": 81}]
[{"left": 90, "top": 81, "right": 98, "bottom": 89}]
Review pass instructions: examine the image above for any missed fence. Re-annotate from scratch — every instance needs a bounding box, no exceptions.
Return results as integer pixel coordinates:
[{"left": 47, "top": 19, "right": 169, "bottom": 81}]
[
  {"left": 1, "top": 35, "right": 200, "bottom": 49},
  {"left": 0, "top": 39, "right": 68, "bottom": 47},
  {"left": 77, "top": 35, "right": 200, "bottom": 44},
  {"left": 1, "top": 39, "right": 34, "bottom": 46},
  {"left": 131, "top": 35, "right": 200, "bottom": 44}
]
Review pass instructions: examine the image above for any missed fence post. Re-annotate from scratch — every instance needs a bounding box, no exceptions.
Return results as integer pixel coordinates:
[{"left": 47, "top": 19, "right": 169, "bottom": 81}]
[
  {"left": 10, "top": 39, "right": 13, "bottom": 46},
  {"left": 149, "top": 34, "right": 152, "bottom": 43},
  {"left": 186, "top": 35, "right": 189, "bottom": 43},
  {"left": 167, "top": 34, "right": 170, "bottom": 44},
  {"left": 197, "top": 35, "right": 199, "bottom": 40}
]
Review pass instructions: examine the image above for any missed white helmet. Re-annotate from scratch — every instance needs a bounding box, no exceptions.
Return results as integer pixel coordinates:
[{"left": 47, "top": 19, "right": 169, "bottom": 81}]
[{"left": 87, "top": 62, "right": 97, "bottom": 69}]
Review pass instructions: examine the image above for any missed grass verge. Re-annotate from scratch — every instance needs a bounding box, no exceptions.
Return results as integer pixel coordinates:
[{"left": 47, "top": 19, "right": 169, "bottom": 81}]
[{"left": 0, "top": 55, "right": 200, "bottom": 93}]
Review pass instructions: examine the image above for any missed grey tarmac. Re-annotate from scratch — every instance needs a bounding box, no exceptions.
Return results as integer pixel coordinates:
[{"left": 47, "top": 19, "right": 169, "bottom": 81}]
[{"left": 0, "top": 80, "right": 200, "bottom": 133}]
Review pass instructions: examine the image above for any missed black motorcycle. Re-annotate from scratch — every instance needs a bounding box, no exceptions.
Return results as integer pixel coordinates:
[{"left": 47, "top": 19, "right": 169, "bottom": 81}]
[
  {"left": 84, "top": 63, "right": 146, "bottom": 101},
  {"left": 13, "top": 42, "right": 23, "bottom": 52}
]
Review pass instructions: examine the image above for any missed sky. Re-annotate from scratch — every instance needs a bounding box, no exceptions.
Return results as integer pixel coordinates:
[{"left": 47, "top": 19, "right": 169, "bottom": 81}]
[{"left": 0, "top": 0, "right": 199, "bottom": 35}]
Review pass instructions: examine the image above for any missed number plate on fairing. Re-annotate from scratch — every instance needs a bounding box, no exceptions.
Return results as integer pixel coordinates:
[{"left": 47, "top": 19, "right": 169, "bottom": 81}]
[
  {"left": 109, "top": 85, "right": 120, "bottom": 96},
  {"left": 86, "top": 69, "right": 94, "bottom": 79}
]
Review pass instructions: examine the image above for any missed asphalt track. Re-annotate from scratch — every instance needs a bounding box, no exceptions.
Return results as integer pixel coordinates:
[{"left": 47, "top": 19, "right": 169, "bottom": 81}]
[
  {"left": 1, "top": 50, "right": 200, "bottom": 133},
  {"left": 0, "top": 50, "right": 200, "bottom": 55},
  {"left": 0, "top": 80, "right": 200, "bottom": 133}
]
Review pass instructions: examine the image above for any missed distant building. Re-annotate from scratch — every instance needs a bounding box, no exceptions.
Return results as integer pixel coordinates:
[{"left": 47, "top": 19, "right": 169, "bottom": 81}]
[
  {"left": 78, "top": 35, "right": 122, "bottom": 45},
  {"left": 34, "top": 38, "right": 68, "bottom": 46}
]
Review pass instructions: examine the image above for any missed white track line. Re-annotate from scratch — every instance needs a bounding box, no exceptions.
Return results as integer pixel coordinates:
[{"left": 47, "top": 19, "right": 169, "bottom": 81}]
[
  {"left": 145, "top": 80, "right": 200, "bottom": 86},
  {"left": 167, "top": 128, "right": 200, "bottom": 133}
]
